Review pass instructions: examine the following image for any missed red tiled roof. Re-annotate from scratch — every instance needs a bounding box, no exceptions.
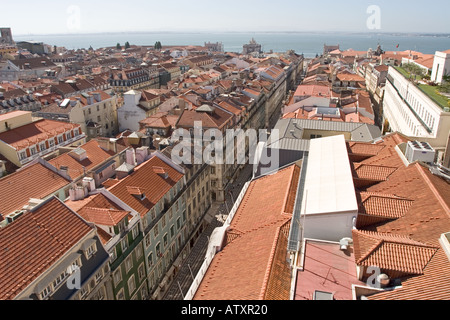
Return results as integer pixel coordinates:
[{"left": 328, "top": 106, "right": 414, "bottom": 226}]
[
  {"left": 193, "top": 164, "right": 300, "bottom": 300},
  {"left": 48, "top": 140, "right": 116, "bottom": 180},
  {"left": 294, "top": 84, "right": 331, "bottom": 98},
  {"left": 352, "top": 158, "right": 450, "bottom": 300},
  {"left": 0, "top": 197, "right": 93, "bottom": 300},
  {"left": 353, "top": 229, "right": 438, "bottom": 277},
  {"left": 356, "top": 192, "right": 414, "bottom": 228},
  {"left": 353, "top": 163, "right": 397, "bottom": 181},
  {"left": 108, "top": 156, "right": 184, "bottom": 217},
  {"left": 78, "top": 207, "right": 130, "bottom": 226},
  {"left": 0, "top": 162, "right": 70, "bottom": 218},
  {"left": 0, "top": 119, "right": 81, "bottom": 151}
]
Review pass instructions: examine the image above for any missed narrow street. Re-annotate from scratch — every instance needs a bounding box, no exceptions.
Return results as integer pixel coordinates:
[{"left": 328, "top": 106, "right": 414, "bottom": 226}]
[{"left": 162, "top": 163, "right": 254, "bottom": 300}]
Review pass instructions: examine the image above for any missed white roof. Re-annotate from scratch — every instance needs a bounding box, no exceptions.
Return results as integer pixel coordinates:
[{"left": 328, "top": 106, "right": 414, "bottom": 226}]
[{"left": 303, "top": 135, "right": 358, "bottom": 215}]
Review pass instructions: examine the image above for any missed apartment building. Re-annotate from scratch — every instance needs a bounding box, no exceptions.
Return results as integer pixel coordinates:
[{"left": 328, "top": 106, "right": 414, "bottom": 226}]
[
  {"left": 0, "top": 197, "right": 112, "bottom": 300},
  {"left": 106, "top": 152, "right": 189, "bottom": 300},
  {"left": 0, "top": 111, "right": 86, "bottom": 167},
  {"left": 36, "top": 90, "right": 119, "bottom": 139},
  {"left": 383, "top": 66, "right": 450, "bottom": 164},
  {"left": 118, "top": 89, "right": 162, "bottom": 132},
  {"left": 66, "top": 189, "right": 148, "bottom": 300}
]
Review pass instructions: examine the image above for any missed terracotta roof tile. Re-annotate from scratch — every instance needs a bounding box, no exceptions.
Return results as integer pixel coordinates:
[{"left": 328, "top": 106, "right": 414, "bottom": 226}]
[
  {"left": 352, "top": 159, "right": 450, "bottom": 300},
  {"left": 358, "top": 192, "right": 414, "bottom": 219},
  {"left": 0, "top": 119, "right": 81, "bottom": 151},
  {"left": 353, "top": 229, "right": 438, "bottom": 277},
  {"left": 0, "top": 197, "right": 93, "bottom": 300},
  {"left": 0, "top": 162, "right": 70, "bottom": 218},
  {"left": 108, "top": 156, "right": 183, "bottom": 217},
  {"left": 48, "top": 140, "right": 116, "bottom": 180},
  {"left": 78, "top": 207, "right": 130, "bottom": 226},
  {"left": 353, "top": 163, "right": 397, "bottom": 181},
  {"left": 193, "top": 165, "right": 300, "bottom": 300}
]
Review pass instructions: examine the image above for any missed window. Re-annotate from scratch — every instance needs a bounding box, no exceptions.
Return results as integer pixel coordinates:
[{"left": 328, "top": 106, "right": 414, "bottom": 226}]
[
  {"left": 138, "top": 263, "right": 145, "bottom": 281},
  {"left": 40, "top": 143, "right": 46, "bottom": 152},
  {"left": 113, "top": 267, "right": 122, "bottom": 286},
  {"left": 85, "top": 243, "right": 97, "bottom": 259},
  {"left": 49, "top": 139, "right": 55, "bottom": 147},
  {"left": 95, "top": 271, "right": 103, "bottom": 284},
  {"left": 19, "top": 151, "right": 27, "bottom": 161},
  {"left": 53, "top": 270, "right": 69, "bottom": 289},
  {"left": 57, "top": 135, "right": 64, "bottom": 144},
  {"left": 176, "top": 218, "right": 181, "bottom": 230},
  {"left": 125, "top": 255, "right": 133, "bottom": 273},
  {"left": 161, "top": 215, "right": 166, "bottom": 229},
  {"left": 148, "top": 252, "right": 153, "bottom": 267},
  {"left": 116, "top": 288, "right": 125, "bottom": 300},
  {"left": 121, "top": 238, "right": 128, "bottom": 253},
  {"left": 97, "top": 115, "right": 101, "bottom": 122},
  {"left": 151, "top": 208, "right": 156, "bottom": 220},
  {"left": 88, "top": 108, "right": 92, "bottom": 114},
  {"left": 145, "top": 233, "right": 151, "bottom": 247},
  {"left": 156, "top": 242, "right": 161, "bottom": 257},
  {"left": 136, "top": 244, "right": 143, "bottom": 259},
  {"left": 110, "top": 247, "right": 117, "bottom": 261},
  {"left": 132, "top": 225, "right": 139, "bottom": 239},
  {"left": 153, "top": 225, "right": 159, "bottom": 238},
  {"left": 30, "top": 146, "right": 37, "bottom": 156},
  {"left": 97, "top": 105, "right": 100, "bottom": 111},
  {"left": 163, "top": 233, "right": 168, "bottom": 248},
  {"left": 39, "top": 285, "right": 52, "bottom": 300},
  {"left": 79, "top": 286, "right": 89, "bottom": 299},
  {"left": 66, "top": 132, "right": 71, "bottom": 140},
  {"left": 170, "top": 225, "right": 175, "bottom": 238}
]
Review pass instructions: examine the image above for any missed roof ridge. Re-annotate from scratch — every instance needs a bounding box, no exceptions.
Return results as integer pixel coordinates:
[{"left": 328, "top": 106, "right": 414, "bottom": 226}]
[
  {"left": 259, "top": 220, "right": 290, "bottom": 300},
  {"left": 415, "top": 163, "right": 450, "bottom": 217}
]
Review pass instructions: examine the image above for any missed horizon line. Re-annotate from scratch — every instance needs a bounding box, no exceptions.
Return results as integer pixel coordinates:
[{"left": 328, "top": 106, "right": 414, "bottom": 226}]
[{"left": 13, "top": 30, "right": 450, "bottom": 38}]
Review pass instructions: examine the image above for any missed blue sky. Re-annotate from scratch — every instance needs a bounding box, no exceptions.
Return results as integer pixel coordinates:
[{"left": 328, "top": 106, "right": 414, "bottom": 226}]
[{"left": 3, "top": 0, "right": 450, "bottom": 35}]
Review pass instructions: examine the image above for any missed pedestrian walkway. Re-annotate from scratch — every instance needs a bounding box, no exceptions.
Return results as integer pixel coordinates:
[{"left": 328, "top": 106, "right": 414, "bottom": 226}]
[
  {"left": 162, "top": 165, "right": 254, "bottom": 300},
  {"left": 162, "top": 213, "right": 223, "bottom": 300}
]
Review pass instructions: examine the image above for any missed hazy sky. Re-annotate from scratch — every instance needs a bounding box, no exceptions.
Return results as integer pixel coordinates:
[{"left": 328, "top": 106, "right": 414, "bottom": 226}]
[{"left": 3, "top": 0, "right": 450, "bottom": 36}]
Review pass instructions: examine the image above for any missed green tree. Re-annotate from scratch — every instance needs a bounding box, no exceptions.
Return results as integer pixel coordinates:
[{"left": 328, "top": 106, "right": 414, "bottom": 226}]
[
  {"left": 116, "top": 43, "right": 122, "bottom": 50},
  {"left": 125, "top": 41, "right": 130, "bottom": 49},
  {"left": 155, "top": 41, "right": 162, "bottom": 50},
  {"left": 402, "top": 63, "right": 425, "bottom": 80}
]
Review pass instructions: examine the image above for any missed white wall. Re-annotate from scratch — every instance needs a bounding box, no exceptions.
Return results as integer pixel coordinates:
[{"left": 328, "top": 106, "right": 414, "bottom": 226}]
[
  {"left": 118, "top": 90, "right": 147, "bottom": 132},
  {"left": 431, "top": 51, "right": 450, "bottom": 84},
  {"left": 384, "top": 67, "right": 447, "bottom": 144},
  {"left": 303, "top": 212, "right": 357, "bottom": 242}
]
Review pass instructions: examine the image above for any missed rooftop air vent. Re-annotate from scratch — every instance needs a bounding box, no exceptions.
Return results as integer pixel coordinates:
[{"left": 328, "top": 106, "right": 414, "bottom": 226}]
[{"left": 405, "top": 141, "right": 436, "bottom": 164}]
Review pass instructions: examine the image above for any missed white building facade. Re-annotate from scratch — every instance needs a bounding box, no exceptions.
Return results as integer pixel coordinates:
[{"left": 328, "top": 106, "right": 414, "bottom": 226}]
[{"left": 383, "top": 67, "right": 450, "bottom": 164}]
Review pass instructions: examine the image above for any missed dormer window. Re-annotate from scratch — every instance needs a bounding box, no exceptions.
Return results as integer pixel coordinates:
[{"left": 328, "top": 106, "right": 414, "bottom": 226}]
[{"left": 82, "top": 239, "right": 97, "bottom": 259}]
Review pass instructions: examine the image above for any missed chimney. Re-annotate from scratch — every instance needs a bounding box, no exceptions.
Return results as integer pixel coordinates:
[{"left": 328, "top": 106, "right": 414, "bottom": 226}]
[
  {"left": 126, "top": 148, "right": 136, "bottom": 166},
  {"left": 59, "top": 165, "right": 69, "bottom": 177},
  {"left": 82, "top": 177, "right": 96, "bottom": 192},
  {"left": 69, "top": 148, "right": 87, "bottom": 161},
  {"left": 136, "top": 147, "right": 149, "bottom": 165},
  {"left": 69, "top": 185, "right": 89, "bottom": 201}
]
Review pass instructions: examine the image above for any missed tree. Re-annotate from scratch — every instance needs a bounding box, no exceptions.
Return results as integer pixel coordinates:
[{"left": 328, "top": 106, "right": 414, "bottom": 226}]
[
  {"left": 116, "top": 43, "right": 122, "bottom": 50},
  {"left": 402, "top": 63, "right": 425, "bottom": 81},
  {"left": 125, "top": 41, "right": 130, "bottom": 49},
  {"left": 154, "top": 41, "right": 162, "bottom": 50}
]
